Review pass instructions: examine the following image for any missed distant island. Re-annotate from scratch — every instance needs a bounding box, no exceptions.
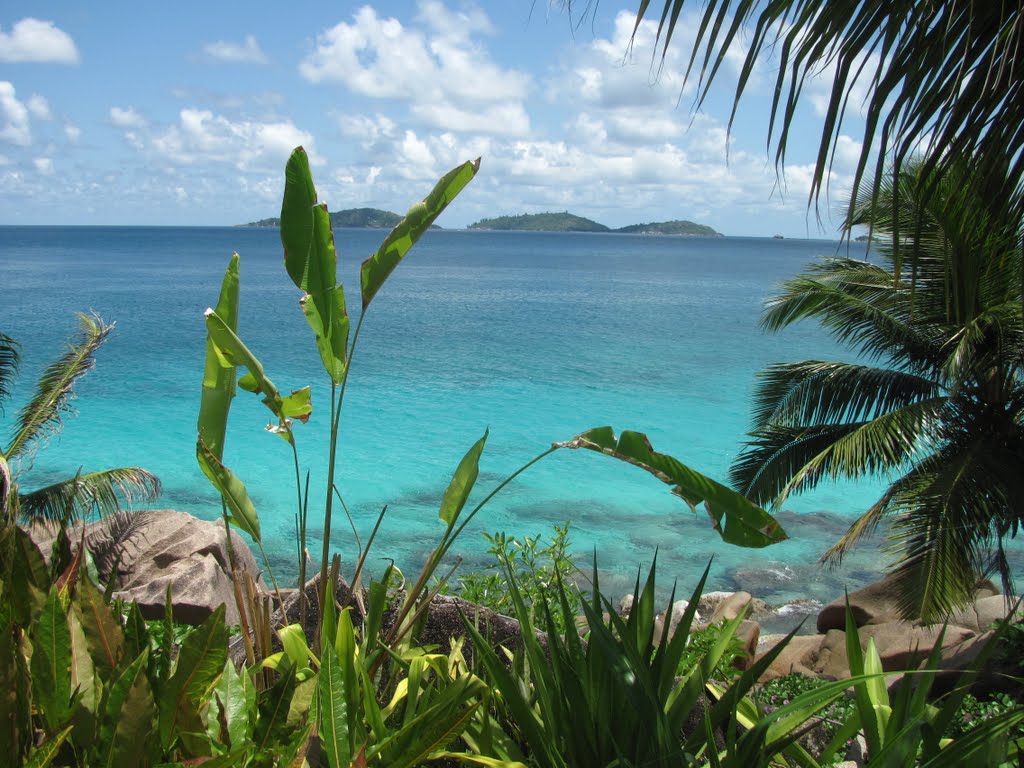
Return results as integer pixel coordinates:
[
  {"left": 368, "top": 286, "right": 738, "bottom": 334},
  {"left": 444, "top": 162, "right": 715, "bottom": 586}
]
[
  {"left": 241, "top": 208, "right": 721, "bottom": 236},
  {"left": 241, "top": 207, "right": 409, "bottom": 229},
  {"left": 468, "top": 212, "right": 721, "bottom": 236}
]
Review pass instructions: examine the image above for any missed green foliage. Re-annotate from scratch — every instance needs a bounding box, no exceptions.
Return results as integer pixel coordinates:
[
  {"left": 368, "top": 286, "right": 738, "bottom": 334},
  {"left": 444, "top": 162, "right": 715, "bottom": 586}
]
[
  {"left": 678, "top": 621, "right": 748, "bottom": 683},
  {"left": 0, "top": 532, "right": 306, "bottom": 766},
  {"left": 756, "top": 673, "right": 857, "bottom": 759},
  {"left": 565, "top": 426, "right": 787, "bottom": 547},
  {"left": 463, "top": 556, "right": 835, "bottom": 767},
  {"left": 993, "top": 615, "right": 1024, "bottom": 666},
  {"left": 948, "top": 693, "right": 1024, "bottom": 743},
  {"left": 449, "top": 523, "right": 582, "bottom": 634}
]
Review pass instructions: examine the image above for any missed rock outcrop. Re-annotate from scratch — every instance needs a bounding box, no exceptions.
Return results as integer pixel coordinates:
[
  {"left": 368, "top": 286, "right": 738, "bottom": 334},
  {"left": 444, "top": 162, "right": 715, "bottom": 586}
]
[{"left": 27, "top": 509, "right": 262, "bottom": 625}]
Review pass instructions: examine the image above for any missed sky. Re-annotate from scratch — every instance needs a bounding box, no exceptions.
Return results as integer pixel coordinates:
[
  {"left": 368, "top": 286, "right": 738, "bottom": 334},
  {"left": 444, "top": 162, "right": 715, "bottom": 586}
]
[{"left": 0, "top": 1, "right": 870, "bottom": 237}]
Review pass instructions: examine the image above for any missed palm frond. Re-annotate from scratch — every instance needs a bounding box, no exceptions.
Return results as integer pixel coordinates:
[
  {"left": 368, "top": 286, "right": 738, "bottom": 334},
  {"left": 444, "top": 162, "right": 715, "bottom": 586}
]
[
  {"left": 939, "top": 302, "right": 1024, "bottom": 385},
  {"left": 821, "top": 465, "right": 935, "bottom": 566},
  {"left": 761, "top": 258, "right": 939, "bottom": 366},
  {"left": 732, "top": 398, "right": 944, "bottom": 509},
  {"left": 730, "top": 422, "right": 860, "bottom": 506},
  {"left": 0, "top": 330, "right": 19, "bottom": 413},
  {"left": 6, "top": 313, "right": 112, "bottom": 461},
  {"left": 561, "top": 1, "right": 1024, "bottom": 222},
  {"left": 17, "top": 467, "right": 160, "bottom": 524},
  {"left": 883, "top": 439, "right": 1017, "bottom": 620},
  {"left": 750, "top": 360, "right": 940, "bottom": 431}
]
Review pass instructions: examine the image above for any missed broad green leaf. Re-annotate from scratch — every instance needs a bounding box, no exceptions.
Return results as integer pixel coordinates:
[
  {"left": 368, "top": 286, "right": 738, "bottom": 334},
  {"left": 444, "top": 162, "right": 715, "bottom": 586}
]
[
  {"left": 6, "top": 525, "right": 48, "bottom": 624},
  {"left": 197, "top": 253, "right": 240, "bottom": 461},
  {"left": 280, "top": 147, "right": 330, "bottom": 294},
  {"left": 24, "top": 725, "right": 73, "bottom": 768},
  {"left": 280, "top": 386, "right": 313, "bottom": 422},
  {"left": 212, "top": 658, "right": 251, "bottom": 751},
  {"left": 439, "top": 430, "right": 488, "bottom": 526},
  {"left": 301, "top": 283, "right": 349, "bottom": 384},
  {"left": 158, "top": 604, "right": 228, "bottom": 750},
  {"left": 74, "top": 576, "right": 125, "bottom": 678},
  {"left": 31, "top": 588, "right": 72, "bottom": 731},
  {"left": 277, "top": 623, "right": 316, "bottom": 677},
  {"left": 559, "top": 427, "right": 787, "bottom": 547},
  {"left": 360, "top": 158, "right": 480, "bottom": 310},
  {"left": 98, "top": 649, "right": 155, "bottom": 768},
  {"left": 197, "top": 437, "right": 261, "bottom": 543},
  {"left": 204, "top": 308, "right": 286, "bottom": 418},
  {"left": 67, "top": 606, "right": 98, "bottom": 747},
  {"left": 280, "top": 148, "right": 350, "bottom": 383},
  {"left": 318, "top": 641, "right": 353, "bottom": 768}
]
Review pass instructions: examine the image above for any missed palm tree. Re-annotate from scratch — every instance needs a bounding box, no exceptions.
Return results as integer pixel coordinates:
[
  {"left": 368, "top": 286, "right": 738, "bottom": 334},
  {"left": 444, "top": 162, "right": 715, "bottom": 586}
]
[
  {"left": 728, "top": 157, "right": 1024, "bottom": 621},
  {"left": 0, "top": 313, "right": 160, "bottom": 525},
  {"left": 558, "top": 1, "right": 1024, "bottom": 225}
]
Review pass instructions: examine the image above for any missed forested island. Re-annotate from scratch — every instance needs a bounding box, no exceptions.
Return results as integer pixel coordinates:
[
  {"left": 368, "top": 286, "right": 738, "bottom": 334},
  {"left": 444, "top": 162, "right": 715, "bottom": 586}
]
[
  {"left": 242, "top": 207, "right": 407, "bottom": 228},
  {"left": 468, "top": 211, "right": 721, "bottom": 235},
  {"left": 242, "top": 208, "right": 720, "bottom": 235}
]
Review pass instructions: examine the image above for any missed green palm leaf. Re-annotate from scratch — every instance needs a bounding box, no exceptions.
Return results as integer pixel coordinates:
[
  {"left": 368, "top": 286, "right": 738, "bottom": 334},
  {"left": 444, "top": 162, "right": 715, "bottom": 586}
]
[
  {"left": 0, "top": 330, "right": 19, "bottom": 413},
  {"left": 6, "top": 313, "right": 111, "bottom": 461},
  {"left": 18, "top": 468, "right": 160, "bottom": 523},
  {"left": 750, "top": 361, "right": 939, "bottom": 431},
  {"left": 562, "top": 1, "right": 1024, "bottom": 223}
]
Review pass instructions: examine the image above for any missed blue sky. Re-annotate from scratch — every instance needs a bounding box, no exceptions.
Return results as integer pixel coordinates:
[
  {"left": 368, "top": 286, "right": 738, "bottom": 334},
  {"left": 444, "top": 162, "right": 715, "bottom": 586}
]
[{"left": 0, "top": 2, "right": 869, "bottom": 236}]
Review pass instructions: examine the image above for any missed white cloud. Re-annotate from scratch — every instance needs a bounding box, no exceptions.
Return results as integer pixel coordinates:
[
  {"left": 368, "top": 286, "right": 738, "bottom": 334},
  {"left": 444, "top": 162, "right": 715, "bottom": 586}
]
[
  {"left": 0, "top": 81, "right": 31, "bottom": 145},
  {"left": 27, "top": 94, "right": 51, "bottom": 120},
  {"left": 832, "top": 134, "right": 863, "bottom": 172},
  {"left": 64, "top": 123, "right": 80, "bottom": 142},
  {"left": 149, "top": 108, "right": 318, "bottom": 171},
  {"left": 300, "top": 2, "right": 530, "bottom": 136},
  {"left": 203, "top": 35, "right": 267, "bottom": 64},
  {"left": 33, "top": 156, "right": 53, "bottom": 174},
  {"left": 0, "top": 18, "right": 80, "bottom": 64},
  {"left": 110, "top": 106, "right": 147, "bottom": 128}
]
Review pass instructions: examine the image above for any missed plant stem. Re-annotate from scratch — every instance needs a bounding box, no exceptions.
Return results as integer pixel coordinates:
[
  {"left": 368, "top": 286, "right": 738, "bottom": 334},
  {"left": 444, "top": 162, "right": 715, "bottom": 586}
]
[{"left": 317, "top": 310, "right": 367, "bottom": 621}]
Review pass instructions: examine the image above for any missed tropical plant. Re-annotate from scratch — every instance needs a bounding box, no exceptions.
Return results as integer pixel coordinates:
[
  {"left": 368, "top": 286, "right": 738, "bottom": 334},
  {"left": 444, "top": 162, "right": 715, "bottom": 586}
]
[
  {"left": 0, "top": 314, "right": 160, "bottom": 526},
  {"left": 729, "top": 156, "right": 1024, "bottom": 621},
  {"left": 462, "top": 553, "right": 844, "bottom": 767},
  {"left": 197, "top": 148, "right": 789, "bottom": 633},
  {"left": 446, "top": 522, "right": 583, "bottom": 634},
  {"left": 558, "top": 0, "right": 1024, "bottom": 227}
]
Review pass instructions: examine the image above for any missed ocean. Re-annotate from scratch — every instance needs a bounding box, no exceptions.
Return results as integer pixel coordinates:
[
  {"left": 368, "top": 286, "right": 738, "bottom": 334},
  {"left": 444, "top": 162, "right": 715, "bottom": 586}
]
[{"left": 1, "top": 225, "right": 905, "bottom": 604}]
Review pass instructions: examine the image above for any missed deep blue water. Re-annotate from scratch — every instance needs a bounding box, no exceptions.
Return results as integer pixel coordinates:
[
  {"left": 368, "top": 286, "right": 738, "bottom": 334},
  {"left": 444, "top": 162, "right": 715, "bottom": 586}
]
[{"left": 1, "top": 226, "right": 904, "bottom": 602}]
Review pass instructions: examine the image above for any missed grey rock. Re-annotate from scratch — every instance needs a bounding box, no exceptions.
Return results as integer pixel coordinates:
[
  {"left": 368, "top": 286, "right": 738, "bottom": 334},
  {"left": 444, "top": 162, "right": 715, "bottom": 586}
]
[
  {"left": 948, "top": 594, "right": 1023, "bottom": 634},
  {"left": 28, "top": 509, "right": 262, "bottom": 626}
]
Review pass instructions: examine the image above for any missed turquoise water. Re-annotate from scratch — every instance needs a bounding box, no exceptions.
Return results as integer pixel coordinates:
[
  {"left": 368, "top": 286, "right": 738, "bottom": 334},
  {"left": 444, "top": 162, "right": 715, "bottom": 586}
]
[{"left": 2, "top": 226, "right": 904, "bottom": 603}]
